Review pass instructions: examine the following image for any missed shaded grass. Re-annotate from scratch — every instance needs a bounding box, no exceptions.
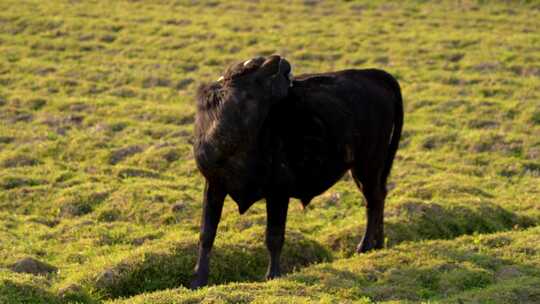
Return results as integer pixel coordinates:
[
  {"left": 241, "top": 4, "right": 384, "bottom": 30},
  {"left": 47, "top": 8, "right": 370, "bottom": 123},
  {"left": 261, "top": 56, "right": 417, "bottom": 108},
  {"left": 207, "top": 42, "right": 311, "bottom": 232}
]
[
  {"left": 322, "top": 199, "right": 535, "bottom": 257},
  {"left": 0, "top": 271, "right": 62, "bottom": 304}
]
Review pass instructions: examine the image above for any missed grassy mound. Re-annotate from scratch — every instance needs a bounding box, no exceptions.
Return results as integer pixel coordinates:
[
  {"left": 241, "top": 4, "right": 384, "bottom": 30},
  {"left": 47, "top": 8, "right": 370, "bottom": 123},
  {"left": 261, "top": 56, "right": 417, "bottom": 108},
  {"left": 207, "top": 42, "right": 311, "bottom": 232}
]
[
  {"left": 321, "top": 199, "right": 535, "bottom": 257},
  {"left": 110, "top": 226, "right": 540, "bottom": 303},
  {"left": 0, "top": 271, "right": 62, "bottom": 304},
  {"left": 77, "top": 229, "right": 331, "bottom": 299}
]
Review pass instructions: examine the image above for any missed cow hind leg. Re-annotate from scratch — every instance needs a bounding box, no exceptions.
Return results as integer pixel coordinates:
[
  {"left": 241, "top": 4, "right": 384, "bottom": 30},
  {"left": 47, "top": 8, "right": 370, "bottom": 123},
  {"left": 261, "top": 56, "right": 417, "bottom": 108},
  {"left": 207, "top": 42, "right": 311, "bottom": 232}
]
[{"left": 352, "top": 164, "right": 387, "bottom": 253}]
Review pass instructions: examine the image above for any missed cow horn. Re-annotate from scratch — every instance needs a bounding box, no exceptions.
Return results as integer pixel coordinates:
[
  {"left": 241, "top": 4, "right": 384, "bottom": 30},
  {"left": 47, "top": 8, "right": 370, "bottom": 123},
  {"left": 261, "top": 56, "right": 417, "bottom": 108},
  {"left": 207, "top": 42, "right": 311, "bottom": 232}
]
[
  {"left": 217, "top": 76, "right": 224, "bottom": 82},
  {"left": 243, "top": 59, "right": 253, "bottom": 66}
]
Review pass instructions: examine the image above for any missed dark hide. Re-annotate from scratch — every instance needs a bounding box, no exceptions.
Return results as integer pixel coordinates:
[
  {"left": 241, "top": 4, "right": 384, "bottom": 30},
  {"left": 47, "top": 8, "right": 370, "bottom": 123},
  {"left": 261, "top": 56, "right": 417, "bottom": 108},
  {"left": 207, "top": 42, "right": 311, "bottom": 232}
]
[{"left": 191, "top": 56, "right": 403, "bottom": 288}]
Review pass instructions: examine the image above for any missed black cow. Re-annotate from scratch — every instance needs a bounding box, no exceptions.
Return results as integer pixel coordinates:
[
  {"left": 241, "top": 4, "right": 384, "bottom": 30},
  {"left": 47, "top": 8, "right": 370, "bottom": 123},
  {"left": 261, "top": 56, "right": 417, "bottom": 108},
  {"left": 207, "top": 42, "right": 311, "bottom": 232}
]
[{"left": 192, "top": 55, "right": 403, "bottom": 288}]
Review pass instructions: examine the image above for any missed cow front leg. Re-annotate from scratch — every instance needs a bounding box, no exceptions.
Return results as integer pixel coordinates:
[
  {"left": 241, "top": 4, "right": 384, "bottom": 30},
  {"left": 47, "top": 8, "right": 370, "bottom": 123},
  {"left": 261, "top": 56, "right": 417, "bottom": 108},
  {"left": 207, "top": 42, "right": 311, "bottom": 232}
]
[
  {"left": 191, "top": 181, "right": 226, "bottom": 289},
  {"left": 265, "top": 195, "right": 289, "bottom": 280}
]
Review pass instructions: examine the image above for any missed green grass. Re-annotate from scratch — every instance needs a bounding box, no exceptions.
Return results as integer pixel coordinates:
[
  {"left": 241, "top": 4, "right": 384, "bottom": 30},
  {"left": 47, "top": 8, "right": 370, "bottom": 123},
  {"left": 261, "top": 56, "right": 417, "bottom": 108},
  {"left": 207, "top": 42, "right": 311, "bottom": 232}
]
[
  {"left": 0, "top": 0, "right": 539, "bottom": 303},
  {"left": 109, "top": 227, "right": 540, "bottom": 304}
]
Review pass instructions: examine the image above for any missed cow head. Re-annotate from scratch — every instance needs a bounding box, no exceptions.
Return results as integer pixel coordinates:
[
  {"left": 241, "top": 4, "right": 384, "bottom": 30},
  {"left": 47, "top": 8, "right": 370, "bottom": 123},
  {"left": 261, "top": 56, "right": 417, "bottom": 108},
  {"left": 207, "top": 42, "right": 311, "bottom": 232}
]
[
  {"left": 194, "top": 55, "right": 292, "bottom": 190},
  {"left": 222, "top": 55, "right": 292, "bottom": 98},
  {"left": 216, "top": 55, "right": 291, "bottom": 116},
  {"left": 196, "top": 55, "right": 292, "bottom": 141}
]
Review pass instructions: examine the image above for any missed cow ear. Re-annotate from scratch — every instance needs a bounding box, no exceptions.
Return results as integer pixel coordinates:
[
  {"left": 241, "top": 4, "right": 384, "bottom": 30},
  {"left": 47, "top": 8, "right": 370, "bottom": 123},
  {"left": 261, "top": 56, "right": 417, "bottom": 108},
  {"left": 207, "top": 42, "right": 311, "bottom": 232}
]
[
  {"left": 255, "top": 55, "right": 292, "bottom": 99},
  {"left": 280, "top": 58, "right": 293, "bottom": 87},
  {"left": 279, "top": 57, "right": 292, "bottom": 79}
]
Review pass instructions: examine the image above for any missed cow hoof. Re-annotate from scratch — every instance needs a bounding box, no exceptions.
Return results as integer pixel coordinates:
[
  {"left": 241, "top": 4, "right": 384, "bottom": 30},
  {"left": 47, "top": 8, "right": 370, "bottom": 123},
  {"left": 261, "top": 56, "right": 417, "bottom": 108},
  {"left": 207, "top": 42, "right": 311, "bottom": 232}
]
[
  {"left": 356, "top": 243, "right": 371, "bottom": 253},
  {"left": 356, "top": 240, "right": 382, "bottom": 253},
  {"left": 265, "top": 271, "right": 281, "bottom": 280},
  {"left": 190, "top": 278, "right": 207, "bottom": 290}
]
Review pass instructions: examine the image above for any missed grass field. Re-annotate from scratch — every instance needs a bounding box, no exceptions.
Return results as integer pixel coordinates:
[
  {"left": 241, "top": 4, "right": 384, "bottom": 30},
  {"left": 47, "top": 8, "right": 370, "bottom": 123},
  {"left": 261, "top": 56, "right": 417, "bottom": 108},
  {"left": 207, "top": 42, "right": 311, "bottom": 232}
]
[{"left": 0, "top": 0, "right": 539, "bottom": 303}]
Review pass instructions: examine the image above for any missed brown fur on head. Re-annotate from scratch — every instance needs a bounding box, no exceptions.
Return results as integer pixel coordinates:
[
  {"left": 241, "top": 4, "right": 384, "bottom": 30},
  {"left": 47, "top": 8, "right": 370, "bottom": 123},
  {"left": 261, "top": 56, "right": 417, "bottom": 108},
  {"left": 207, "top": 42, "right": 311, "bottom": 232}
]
[
  {"left": 221, "top": 56, "right": 267, "bottom": 81},
  {"left": 196, "top": 55, "right": 292, "bottom": 114},
  {"left": 195, "top": 82, "right": 223, "bottom": 112}
]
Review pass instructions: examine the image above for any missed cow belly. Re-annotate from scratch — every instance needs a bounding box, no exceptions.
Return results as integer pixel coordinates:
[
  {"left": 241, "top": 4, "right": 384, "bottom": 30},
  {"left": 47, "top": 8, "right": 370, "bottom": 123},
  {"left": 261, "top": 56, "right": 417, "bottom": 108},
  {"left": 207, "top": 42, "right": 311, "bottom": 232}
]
[{"left": 290, "top": 160, "right": 349, "bottom": 203}]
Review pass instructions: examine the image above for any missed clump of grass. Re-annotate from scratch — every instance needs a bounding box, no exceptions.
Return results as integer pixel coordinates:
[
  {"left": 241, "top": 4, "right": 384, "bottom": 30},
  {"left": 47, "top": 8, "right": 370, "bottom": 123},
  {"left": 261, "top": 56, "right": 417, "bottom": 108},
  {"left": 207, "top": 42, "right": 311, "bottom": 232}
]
[
  {"left": 0, "top": 271, "right": 61, "bottom": 304},
  {"left": 77, "top": 228, "right": 331, "bottom": 299},
  {"left": 109, "top": 146, "right": 144, "bottom": 165},
  {"left": 55, "top": 184, "right": 110, "bottom": 217},
  {"left": 0, "top": 175, "right": 45, "bottom": 190},
  {"left": 321, "top": 199, "right": 534, "bottom": 257},
  {"left": 1, "top": 154, "right": 41, "bottom": 168}
]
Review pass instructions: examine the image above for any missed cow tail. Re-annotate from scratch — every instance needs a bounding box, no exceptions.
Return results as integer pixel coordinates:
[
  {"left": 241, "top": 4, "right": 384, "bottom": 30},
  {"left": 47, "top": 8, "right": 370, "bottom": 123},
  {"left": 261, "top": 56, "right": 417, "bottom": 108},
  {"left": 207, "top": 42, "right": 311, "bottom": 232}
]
[{"left": 381, "top": 76, "right": 403, "bottom": 188}]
